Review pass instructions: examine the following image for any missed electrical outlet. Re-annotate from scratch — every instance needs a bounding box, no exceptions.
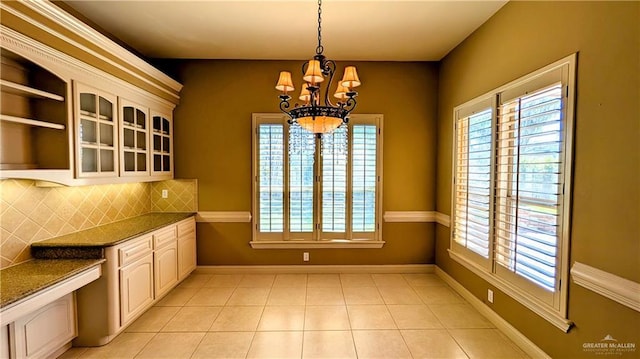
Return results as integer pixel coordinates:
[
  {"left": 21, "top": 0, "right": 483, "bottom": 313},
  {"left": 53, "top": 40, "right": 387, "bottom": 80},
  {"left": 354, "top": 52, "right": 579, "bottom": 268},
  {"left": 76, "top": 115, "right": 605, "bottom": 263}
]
[
  {"left": 487, "top": 289, "right": 494, "bottom": 303},
  {"left": 303, "top": 252, "right": 310, "bottom": 262},
  {"left": 161, "top": 189, "right": 169, "bottom": 199}
]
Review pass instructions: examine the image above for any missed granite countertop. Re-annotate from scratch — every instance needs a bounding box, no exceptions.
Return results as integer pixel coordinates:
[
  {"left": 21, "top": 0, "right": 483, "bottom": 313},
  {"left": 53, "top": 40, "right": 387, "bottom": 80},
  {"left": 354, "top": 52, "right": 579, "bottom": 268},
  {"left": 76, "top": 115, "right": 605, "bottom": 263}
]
[
  {"left": 31, "top": 212, "right": 195, "bottom": 248},
  {"left": 0, "top": 259, "right": 105, "bottom": 308}
]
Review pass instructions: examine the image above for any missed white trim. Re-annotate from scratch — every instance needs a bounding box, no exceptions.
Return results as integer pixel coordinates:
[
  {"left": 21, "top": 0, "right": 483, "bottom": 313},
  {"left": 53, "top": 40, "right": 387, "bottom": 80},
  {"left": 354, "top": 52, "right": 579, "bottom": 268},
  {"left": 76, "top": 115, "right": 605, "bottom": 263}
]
[
  {"left": 0, "top": 25, "right": 176, "bottom": 110},
  {"left": 435, "top": 267, "right": 552, "bottom": 359},
  {"left": 196, "top": 211, "right": 252, "bottom": 223},
  {"left": 195, "top": 264, "right": 434, "bottom": 275},
  {"left": 251, "top": 113, "right": 384, "bottom": 243},
  {"left": 0, "top": 263, "right": 102, "bottom": 326},
  {"left": 383, "top": 211, "right": 435, "bottom": 222},
  {"left": 448, "top": 250, "right": 573, "bottom": 332},
  {"left": 571, "top": 262, "right": 640, "bottom": 313},
  {"left": 449, "top": 54, "right": 577, "bottom": 330},
  {"left": 435, "top": 212, "right": 450, "bottom": 227},
  {"left": 249, "top": 240, "right": 385, "bottom": 249},
  {"left": 3, "top": 1, "right": 182, "bottom": 97}
]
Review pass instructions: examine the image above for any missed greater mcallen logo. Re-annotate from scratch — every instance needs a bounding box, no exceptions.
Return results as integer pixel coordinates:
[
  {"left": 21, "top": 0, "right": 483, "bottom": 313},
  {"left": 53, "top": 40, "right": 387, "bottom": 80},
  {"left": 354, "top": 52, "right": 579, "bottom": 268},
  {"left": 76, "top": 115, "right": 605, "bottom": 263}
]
[{"left": 583, "top": 334, "right": 636, "bottom": 355}]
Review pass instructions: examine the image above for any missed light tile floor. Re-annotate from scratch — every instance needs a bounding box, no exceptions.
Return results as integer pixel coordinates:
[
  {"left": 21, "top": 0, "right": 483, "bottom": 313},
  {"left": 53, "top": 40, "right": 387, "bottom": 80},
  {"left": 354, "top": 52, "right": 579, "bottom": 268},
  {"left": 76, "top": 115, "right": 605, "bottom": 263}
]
[{"left": 60, "top": 272, "right": 529, "bottom": 359}]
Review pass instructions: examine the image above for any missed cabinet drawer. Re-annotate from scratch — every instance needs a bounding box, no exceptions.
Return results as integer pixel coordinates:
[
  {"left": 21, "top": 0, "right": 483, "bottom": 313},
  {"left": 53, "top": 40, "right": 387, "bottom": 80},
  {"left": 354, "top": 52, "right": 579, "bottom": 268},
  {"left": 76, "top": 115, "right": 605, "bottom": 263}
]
[
  {"left": 118, "top": 236, "right": 153, "bottom": 267},
  {"left": 153, "top": 227, "right": 176, "bottom": 249},
  {"left": 177, "top": 218, "right": 195, "bottom": 237}
]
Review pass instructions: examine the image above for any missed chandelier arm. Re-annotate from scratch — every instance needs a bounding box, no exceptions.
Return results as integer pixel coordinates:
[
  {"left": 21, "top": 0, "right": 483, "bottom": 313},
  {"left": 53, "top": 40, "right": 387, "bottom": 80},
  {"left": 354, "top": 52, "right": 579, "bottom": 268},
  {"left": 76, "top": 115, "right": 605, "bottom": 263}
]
[
  {"left": 341, "top": 96, "right": 358, "bottom": 113},
  {"left": 279, "top": 96, "right": 292, "bottom": 117},
  {"left": 323, "top": 59, "right": 337, "bottom": 107}
]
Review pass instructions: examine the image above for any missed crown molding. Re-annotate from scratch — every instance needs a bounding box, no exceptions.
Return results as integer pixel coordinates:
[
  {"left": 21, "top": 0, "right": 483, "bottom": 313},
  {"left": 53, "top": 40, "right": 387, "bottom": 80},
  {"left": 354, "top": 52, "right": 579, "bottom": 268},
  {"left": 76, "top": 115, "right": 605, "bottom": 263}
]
[
  {"left": 2, "top": 1, "right": 181, "bottom": 100},
  {"left": 0, "top": 25, "right": 175, "bottom": 110}
]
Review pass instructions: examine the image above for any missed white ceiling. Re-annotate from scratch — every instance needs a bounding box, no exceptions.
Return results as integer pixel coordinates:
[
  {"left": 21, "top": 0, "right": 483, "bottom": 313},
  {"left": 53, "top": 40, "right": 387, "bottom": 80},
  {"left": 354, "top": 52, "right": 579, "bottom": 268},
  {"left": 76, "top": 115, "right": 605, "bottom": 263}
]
[{"left": 63, "top": 0, "right": 507, "bottom": 61}]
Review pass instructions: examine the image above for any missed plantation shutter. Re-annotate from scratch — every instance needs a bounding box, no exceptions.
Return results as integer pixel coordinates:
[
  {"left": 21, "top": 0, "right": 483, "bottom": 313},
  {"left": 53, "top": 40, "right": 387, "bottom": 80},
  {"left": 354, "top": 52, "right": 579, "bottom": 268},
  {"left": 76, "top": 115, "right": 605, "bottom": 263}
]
[
  {"left": 453, "top": 102, "right": 493, "bottom": 263},
  {"left": 494, "top": 67, "right": 567, "bottom": 299},
  {"left": 253, "top": 113, "right": 383, "bottom": 244},
  {"left": 321, "top": 126, "right": 348, "bottom": 238},
  {"left": 257, "top": 124, "right": 285, "bottom": 235},
  {"left": 351, "top": 123, "right": 377, "bottom": 238},
  {"left": 288, "top": 125, "right": 315, "bottom": 238}
]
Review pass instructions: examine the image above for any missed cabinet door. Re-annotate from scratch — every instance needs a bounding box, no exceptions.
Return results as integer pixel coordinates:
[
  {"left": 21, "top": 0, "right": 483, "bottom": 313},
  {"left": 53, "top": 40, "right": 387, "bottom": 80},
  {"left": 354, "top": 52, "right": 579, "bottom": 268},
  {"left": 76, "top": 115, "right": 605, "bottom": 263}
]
[
  {"left": 154, "top": 242, "right": 178, "bottom": 298},
  {"left": 177, "top": 218, "right": 197, "bottom": 280},
  {"left": 119, "top": 99, "right": 150, "bottom": 176},
  {"left": 74, "top": 82, "right": 118, "bottom": 178},
  {"left": 119, "top": 253, "right": 154, "bottom": 326},
  {"left": 11, "top": 293, "right": 76, "bottom": 359},
  {"left": 150, "top": 112, "right": 173, "bottom": 178},
  {"left": 1, "top": 324, "right": 10, "bottom": 359}
]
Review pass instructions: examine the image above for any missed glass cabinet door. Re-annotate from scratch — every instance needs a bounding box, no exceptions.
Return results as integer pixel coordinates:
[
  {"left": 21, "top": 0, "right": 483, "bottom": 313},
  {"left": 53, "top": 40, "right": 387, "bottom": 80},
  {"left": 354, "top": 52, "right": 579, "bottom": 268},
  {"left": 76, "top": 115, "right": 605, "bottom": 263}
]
[
  {"left": 75, "top": 82, "right": 117, "bottom": 177},
  {"left": 120, "top": 100, "right": 150, "bottom": 176},
  {"left": 151, "top": 113, "right": 172, "bottom": 177}
]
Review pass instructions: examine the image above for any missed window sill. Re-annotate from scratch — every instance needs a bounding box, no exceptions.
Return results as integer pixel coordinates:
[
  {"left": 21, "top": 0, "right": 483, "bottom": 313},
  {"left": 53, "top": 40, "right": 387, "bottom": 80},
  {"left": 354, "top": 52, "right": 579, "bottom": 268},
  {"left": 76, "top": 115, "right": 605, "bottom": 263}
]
[
  {"left": 448, "top": 249, "right": 573, "bottom": 332},
  {"left": 250, "top": 240, "right": 385, "bottom": 249}
]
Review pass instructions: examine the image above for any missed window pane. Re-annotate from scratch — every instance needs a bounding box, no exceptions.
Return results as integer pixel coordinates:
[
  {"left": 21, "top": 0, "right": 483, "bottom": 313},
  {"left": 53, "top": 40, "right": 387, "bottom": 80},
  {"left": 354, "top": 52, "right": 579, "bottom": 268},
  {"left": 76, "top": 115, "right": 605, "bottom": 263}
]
[
  {"left": 322, "top": 126, "right": 347, "bottom": 232},
  {"left": 495, "top": 84, "right": 563, "bottom": 291},
  {"left": 352, "top": 125, "right": 377, "bottom": 232},
  {"left": 289, "top": 125, "right": 315, "bottom": 232},
  {"left": 258, "top": 124, "right": 284, "bottom": 232},
  {"left": 454, "top": 108, "right": 492, "bottom": 258}
]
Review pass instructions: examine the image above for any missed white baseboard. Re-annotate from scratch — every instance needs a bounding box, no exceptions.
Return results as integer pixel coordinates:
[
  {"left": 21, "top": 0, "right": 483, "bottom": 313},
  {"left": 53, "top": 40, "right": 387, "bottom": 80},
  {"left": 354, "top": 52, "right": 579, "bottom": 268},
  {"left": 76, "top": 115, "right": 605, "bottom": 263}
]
[
  {"left": 435, "top": 267, "right": 551, "bottom": 359},
  {"left": 195, "top": 264, "right": 434, "bottom": 274}
]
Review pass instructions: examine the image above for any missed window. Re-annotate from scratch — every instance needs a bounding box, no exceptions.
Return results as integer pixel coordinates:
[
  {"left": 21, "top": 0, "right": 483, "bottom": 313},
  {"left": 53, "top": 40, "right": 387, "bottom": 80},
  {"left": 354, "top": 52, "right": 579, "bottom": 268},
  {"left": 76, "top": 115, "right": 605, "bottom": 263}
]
[
  {"left": 451, "top": 54, "right": 576, "bottom": 331},
  {"left": 252, "top": 113, "right": 383, "bottom": 248}
]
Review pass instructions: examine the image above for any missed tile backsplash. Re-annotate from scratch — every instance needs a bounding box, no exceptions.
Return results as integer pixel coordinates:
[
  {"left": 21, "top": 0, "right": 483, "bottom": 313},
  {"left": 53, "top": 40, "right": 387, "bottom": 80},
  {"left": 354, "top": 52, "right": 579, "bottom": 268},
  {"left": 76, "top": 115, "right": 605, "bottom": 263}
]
[
  {"left": 0, "top": 178, "right": 197, "bottom": 268},
  {"left": 151, "top": 179, "right": 198, "bottom": 213}
]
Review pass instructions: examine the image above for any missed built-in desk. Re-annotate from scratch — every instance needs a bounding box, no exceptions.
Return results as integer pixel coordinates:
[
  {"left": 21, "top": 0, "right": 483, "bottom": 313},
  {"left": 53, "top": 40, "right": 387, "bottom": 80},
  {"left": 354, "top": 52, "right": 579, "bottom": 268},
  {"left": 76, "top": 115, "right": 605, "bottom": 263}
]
[
  {"left": 29, "top": 212, "right": 197, "bottom": 346},
  {"left": 1, "top": 259, "right": 103, "bottom": 358}
]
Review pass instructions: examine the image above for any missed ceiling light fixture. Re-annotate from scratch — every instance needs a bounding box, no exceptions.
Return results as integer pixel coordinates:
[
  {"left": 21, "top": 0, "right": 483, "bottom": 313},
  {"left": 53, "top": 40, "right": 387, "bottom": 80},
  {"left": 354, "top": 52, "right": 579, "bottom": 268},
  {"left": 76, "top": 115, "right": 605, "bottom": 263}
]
[{"left": 275, "top": 0, "right": 361, "bottom": 135}]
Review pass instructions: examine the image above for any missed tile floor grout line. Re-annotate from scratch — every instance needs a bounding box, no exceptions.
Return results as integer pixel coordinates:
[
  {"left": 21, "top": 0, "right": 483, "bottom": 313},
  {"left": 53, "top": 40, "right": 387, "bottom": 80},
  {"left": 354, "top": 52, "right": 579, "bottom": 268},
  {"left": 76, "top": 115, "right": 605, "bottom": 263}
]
[
  {"left": 63, "top": 272, "right": 527, "bottom": 359},
  {"left": 340, "top": 274, "right": 361, "bottom": 359},
  {"left": 188, "top": 330, "right": 208, "bottom": 359}
]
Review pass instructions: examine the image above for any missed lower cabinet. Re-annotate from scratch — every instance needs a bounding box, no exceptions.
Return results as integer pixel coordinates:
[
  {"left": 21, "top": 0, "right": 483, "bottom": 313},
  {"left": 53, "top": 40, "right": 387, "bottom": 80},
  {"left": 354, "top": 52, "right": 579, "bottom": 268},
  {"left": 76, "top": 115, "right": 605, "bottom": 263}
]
[
  {"left": 1, "top": 325, "right": 10, "bottom": 359},
  {"left": 119, "top": 253, "right": 154, "bottom": 326},
  {"left": 154, "top": 242, "right": 178, "bottom": 299},
  {"left": 74, "top": 216, "right": 196, "bottom": 346},
  {"left": 11, "top": 294, "right": 76, "bottom": 359},
  {"left": 177, "top": 218, "right": 197, "bottom": 280}
]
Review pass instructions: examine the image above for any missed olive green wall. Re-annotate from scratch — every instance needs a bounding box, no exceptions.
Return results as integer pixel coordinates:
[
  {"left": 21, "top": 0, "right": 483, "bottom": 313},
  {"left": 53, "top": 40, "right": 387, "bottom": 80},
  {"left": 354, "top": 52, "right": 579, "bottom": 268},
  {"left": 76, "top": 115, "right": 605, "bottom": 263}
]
[
  {"left": 172, "top": 60, "right": 438, "bottom": 265},
  {"left": 436, "top": 2, "right": 639, "bottom": 358}
]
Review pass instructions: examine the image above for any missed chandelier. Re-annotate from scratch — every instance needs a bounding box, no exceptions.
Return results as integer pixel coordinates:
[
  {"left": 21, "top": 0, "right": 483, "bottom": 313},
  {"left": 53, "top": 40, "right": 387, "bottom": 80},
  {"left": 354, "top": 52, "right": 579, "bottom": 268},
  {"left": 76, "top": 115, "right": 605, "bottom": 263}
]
[{"left": 275, "top": 0, "right": 361, "bottom": 135}]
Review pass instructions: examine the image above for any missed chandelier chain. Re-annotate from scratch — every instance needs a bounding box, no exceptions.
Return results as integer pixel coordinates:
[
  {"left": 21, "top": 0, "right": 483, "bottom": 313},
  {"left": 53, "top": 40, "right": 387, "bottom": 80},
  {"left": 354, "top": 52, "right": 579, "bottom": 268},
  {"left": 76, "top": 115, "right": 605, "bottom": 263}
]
[
  {"left": 274, "top": 0, "right": 359, "bottom": 137},
  {"left": 316, "top": 0, "right": 323, "bottom": 55}
]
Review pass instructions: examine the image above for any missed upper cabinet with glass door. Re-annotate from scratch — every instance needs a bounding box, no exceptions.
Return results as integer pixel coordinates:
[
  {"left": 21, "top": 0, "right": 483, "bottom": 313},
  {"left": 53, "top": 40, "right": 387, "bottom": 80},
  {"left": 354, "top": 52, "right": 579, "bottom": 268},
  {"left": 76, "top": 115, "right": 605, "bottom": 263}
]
[
  {"left": 120, "top": 100, "right": 150, "bottom": 177},
  {"left": 74, "top": 82, "right": 118, "bottom": 178},
  {"left": 151, "top": 112, "right": 173, "bottom": 179},
  {"left": 0, "top": 3, "right": 182, "bottom": 185}
]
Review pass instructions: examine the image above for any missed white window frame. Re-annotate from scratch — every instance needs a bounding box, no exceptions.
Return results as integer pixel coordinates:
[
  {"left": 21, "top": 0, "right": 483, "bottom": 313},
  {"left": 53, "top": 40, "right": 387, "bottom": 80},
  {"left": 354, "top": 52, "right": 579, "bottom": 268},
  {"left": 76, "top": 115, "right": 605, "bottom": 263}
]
[
  {"left": 251, "top": 113, "right": 384, "bottom": 249},
  {"left": 450, "top": 54, "right": 576, "bottom": 332}
]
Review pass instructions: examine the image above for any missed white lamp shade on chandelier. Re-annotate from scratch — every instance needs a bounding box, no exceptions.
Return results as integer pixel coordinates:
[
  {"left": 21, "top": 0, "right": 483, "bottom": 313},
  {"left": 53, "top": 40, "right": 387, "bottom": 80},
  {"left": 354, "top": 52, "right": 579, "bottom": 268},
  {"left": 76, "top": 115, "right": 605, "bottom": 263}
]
[{"left": 274, "top": 0, "right": 361, "bottom": 136}]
